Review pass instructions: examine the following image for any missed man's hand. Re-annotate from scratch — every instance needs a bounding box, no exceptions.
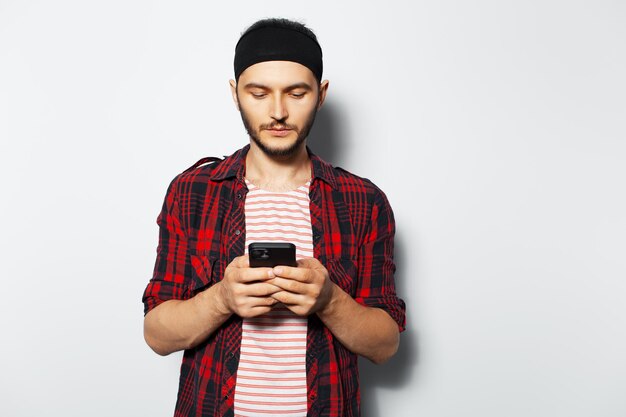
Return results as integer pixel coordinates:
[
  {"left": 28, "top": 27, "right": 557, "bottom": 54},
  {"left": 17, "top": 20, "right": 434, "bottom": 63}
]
[
  {"left": 216, "top": 255, "right": 282, "bottom": 318},
  {"left": 268, "top": 257, "right": 337, "bottom": 316}
]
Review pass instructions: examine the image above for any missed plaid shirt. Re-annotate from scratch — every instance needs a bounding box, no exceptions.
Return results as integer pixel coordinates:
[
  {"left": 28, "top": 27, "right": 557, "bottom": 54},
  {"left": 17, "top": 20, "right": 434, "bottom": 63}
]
[{"left": 142, "top": 145, "right": 406, "bottom": 417}]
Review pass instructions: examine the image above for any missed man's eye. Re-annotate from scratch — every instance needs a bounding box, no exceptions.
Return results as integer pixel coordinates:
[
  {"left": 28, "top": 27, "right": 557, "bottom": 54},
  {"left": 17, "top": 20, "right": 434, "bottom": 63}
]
[
  {"left": 291, "top": 92, "right": 305, "bottom": 98},
  {"left": 251, "top": 92, "right": 266, "bottom": 98}
]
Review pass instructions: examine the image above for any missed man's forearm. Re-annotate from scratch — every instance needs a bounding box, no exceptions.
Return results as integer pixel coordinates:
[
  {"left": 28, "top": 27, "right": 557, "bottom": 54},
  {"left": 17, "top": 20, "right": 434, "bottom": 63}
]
[
  {"left": 316, "top": 283, "right": 400, "bottom": 364},
  {"left": 143, "top": 283, "right": 231, "bottom": 356}
]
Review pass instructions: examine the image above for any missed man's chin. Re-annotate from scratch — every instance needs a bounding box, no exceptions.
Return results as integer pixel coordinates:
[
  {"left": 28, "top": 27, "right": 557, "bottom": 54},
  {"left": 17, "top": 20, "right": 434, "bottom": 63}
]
[{"left": 252, "top": 134, "right": 305, "bottom": 158}]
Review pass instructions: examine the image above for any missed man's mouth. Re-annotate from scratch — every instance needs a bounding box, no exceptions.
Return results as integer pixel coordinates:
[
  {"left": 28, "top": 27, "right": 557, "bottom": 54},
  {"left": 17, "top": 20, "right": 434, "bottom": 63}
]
[{"left": 264, "top": 126, "right": 294, "bottom": 136}]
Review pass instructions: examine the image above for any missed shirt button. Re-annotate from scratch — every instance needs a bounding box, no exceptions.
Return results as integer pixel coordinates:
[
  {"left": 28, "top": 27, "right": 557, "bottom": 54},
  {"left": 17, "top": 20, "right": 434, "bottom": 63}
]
[
  {"left": 234, "top": 229, "right": 241, "bottom": 236},
  {"left": 237, "top": 193, "right": 243, "bottom": 199}
]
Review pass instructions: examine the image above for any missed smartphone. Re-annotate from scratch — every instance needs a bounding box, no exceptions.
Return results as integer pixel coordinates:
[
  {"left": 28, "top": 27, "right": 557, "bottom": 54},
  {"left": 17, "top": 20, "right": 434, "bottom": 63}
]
[{"left": 248, "top": 242, "right": 297, "bottom": 268}]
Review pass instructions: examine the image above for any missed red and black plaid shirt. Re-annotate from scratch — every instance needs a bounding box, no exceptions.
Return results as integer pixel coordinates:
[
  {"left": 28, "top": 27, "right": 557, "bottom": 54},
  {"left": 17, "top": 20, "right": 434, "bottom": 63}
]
[{"left": 142, "top": 145, "right": 406, "bottom": 416}]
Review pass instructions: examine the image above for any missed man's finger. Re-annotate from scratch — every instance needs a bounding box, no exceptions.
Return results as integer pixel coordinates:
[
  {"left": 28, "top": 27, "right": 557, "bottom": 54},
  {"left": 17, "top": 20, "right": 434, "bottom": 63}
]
[
  {"left": 271, "top": 290, "right": 305, "bottom": 306},
  {"left": 296, "top": 257, "right": 323, "bottom": 269},
  {"left": 269, "top": 277, "right": 305, "bottom": 294},
  {"left": 238, "top": 267, "right": 274, "bottom": 283},
  {"left": 231, "top": 255, "right": 250, "bottom": 268},
  {"left": 272, "top": 265, "right": 306, "bottom": 280},
  {"left": 245, "top": 282, "right": 282, "bottom": 297}
]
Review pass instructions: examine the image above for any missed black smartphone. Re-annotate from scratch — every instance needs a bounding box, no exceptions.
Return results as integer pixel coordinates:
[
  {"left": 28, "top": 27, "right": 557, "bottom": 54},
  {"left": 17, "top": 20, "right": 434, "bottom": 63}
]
[{"left": 248, "top": 242, "right": 297, "bottom": 268}]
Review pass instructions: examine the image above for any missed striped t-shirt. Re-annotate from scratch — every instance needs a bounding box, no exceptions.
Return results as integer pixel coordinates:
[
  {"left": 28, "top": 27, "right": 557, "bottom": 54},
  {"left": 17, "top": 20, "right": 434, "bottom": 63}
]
[{"left": 234, "top": 179, "right": 313, "bottom": 417}]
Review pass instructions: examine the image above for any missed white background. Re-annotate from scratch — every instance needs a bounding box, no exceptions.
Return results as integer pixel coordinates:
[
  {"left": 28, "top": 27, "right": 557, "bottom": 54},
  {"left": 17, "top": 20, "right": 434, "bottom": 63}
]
[{"left": 1, "top": 1, "right": 625, "bottom": 416}]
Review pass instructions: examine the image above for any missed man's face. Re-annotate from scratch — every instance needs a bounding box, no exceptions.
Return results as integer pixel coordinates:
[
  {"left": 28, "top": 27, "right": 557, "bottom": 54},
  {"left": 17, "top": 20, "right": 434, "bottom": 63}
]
[{"left": 231, "top": 61, "right": 328, "bottom": 158}]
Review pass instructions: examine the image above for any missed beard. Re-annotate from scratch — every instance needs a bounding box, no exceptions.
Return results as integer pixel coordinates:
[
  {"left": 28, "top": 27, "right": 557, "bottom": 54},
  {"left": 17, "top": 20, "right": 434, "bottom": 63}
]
[{"left": 239, "top": 101, "right": 319, "bottom": 158}]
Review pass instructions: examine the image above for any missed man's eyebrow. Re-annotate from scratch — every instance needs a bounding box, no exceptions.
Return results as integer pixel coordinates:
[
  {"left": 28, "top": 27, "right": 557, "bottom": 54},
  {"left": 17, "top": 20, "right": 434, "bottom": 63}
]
[
  {"left": 242, "top": 83, "right": 269, "bottom": 90},
  {"left": 284, "top": 82, "right": 313, "bottom": 91},
  {"left": 242, "top": 82, "right": 314, "bottom": 91}
]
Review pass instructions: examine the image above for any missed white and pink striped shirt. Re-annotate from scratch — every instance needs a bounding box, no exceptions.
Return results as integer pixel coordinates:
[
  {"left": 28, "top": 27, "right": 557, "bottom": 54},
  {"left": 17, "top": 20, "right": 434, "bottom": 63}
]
[{"left": 234, "top": 179, "right": 313, "bottom": 417}]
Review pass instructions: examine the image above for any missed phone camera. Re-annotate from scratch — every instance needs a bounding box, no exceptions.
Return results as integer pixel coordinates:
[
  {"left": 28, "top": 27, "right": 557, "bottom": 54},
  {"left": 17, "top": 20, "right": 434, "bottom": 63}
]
[{"left": 251, "top": 249, "right": 270, "bottom": 260}]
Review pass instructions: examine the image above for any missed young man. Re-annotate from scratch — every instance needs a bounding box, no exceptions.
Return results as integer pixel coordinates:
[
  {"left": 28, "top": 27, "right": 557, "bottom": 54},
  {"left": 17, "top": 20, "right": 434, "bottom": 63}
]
[{"left": 142, "top": 18, "right": 406, "bottom": 417}]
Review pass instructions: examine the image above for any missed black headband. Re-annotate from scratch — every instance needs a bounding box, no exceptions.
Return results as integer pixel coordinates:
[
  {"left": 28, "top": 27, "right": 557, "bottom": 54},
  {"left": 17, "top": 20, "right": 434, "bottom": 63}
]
[{"left": 234, "top": 26, "right": 323, "bottom": 81}]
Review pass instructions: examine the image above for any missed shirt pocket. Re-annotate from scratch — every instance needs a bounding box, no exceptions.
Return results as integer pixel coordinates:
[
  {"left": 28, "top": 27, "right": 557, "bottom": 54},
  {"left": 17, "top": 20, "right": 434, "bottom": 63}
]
[
  {"left": 189, "top": 253, "right": 217, "bottom": 295},
  {"left": 325, "top": 257, "right": 358, "bottom": 297}
]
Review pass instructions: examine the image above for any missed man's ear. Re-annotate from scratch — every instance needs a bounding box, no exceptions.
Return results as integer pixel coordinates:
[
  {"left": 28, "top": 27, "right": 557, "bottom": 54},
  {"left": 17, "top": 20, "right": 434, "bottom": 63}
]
[
  {"left": 317, "top": 80, "right": 329, "bottom": 110},
  {"left": 229, "top": 79, "right": 240, "bottom": 110}
]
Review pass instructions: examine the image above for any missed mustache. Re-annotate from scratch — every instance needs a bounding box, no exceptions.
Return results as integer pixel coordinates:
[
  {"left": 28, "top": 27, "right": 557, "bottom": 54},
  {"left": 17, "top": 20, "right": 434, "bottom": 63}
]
[{"left": 260, "top": 122, "right": 298, "bottom": 131}]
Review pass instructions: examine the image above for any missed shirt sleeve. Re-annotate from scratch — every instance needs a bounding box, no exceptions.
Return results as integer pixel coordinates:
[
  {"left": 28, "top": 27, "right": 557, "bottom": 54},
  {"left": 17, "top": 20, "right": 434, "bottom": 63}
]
[
  {"left": 354, "top": 188, "right": 406, "bottom": 332},
  {"left": 142, "top": 175, "right": 193, "bottom": 315}
]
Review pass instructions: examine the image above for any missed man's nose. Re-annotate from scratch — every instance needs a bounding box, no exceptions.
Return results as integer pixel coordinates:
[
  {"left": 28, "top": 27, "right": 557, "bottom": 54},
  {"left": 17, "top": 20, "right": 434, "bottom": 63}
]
[{"left": 270, "top": 96, "right": 288, "bottom": 120}]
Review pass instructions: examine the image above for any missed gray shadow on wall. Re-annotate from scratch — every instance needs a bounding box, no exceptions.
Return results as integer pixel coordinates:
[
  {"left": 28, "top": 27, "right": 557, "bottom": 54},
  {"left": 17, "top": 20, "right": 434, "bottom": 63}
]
[
  {"left": 309, "top": 99, "right": 418, "bottom": 417},
  {"left": 307, "top": 99, "right": 348, "bottom": 165}
]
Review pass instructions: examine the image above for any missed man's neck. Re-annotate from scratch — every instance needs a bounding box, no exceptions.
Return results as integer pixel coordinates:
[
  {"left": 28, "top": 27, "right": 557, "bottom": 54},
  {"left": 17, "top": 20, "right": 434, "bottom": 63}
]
[{"left": 245, "top": 142, "right": 312, "bottom": 192}]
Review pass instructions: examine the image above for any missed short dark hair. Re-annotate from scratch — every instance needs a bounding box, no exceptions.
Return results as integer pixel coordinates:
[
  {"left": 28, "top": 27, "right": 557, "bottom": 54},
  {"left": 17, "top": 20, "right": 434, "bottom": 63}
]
[{"left": 240, "top": 18, "right": 319, "bottom": 45}]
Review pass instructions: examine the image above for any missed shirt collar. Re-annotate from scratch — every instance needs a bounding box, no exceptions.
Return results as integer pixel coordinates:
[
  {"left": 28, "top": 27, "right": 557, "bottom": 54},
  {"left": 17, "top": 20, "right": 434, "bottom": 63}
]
[{"left": 209, "top": 144, "right": 338, "bottom": 189}]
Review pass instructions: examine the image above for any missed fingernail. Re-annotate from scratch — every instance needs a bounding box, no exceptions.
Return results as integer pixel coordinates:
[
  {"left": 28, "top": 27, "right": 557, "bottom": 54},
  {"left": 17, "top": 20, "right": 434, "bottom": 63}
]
[{"left": 267, "top": 270, "right": 275, "bottom": 278}]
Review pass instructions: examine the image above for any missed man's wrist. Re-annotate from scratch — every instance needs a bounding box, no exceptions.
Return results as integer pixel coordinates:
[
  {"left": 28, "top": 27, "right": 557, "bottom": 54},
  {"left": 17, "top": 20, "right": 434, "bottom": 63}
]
[
  {"left": 198, "top": 282, "right": 232, "bottom": 317},
  {"left": 317, "top": 281, "right": 343, "bottom": 319}
]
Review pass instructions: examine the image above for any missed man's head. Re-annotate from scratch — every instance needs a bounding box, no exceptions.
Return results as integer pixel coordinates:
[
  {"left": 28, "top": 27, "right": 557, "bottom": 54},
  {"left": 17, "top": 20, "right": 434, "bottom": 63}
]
[{"left": 230, "top": 18, "right": 329, "bottom": 158}]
